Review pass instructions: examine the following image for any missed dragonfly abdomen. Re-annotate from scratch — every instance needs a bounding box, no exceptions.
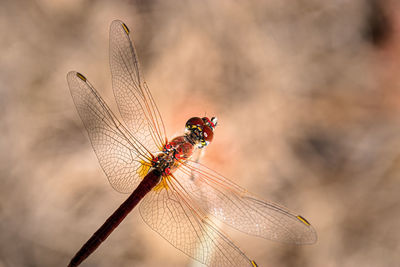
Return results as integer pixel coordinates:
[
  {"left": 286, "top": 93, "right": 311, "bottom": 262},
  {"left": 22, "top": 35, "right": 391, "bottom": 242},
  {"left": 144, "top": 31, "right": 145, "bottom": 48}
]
[{"left": 68, "top": 169, "right": 161, "bottom": 267}]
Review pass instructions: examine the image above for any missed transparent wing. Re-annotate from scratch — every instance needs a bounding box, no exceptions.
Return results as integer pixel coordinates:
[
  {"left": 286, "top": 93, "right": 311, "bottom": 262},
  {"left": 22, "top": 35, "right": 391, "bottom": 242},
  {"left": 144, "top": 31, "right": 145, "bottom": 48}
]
[
  {"left": 109, "top": 20, "right": 166, "bottom": 154},
  {"left": 173, "top": 160, "right": 317, "bottom": 244},
  {"left": 139, "top": 177, "right": 257, "bottom": 267},
  {"left": 67, "top": 71, "right": 153, "bottom": 193}
]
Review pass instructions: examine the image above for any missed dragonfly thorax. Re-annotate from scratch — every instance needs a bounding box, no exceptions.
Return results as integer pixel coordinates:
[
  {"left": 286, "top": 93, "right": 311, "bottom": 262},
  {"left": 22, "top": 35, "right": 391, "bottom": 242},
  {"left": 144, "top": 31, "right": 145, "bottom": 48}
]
[
  {"left": 153, "top": 135, "right": 197, "bottom": 175},
  {"left": 152, "top": 117, "right": 218, "bottom": 175}
]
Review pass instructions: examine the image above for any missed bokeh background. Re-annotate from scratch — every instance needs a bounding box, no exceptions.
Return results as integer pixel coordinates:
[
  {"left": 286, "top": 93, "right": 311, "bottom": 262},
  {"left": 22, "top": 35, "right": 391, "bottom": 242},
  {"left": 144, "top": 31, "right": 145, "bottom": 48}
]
[{"left": 1, "top": 0, "right": 400, "bottom": 266}]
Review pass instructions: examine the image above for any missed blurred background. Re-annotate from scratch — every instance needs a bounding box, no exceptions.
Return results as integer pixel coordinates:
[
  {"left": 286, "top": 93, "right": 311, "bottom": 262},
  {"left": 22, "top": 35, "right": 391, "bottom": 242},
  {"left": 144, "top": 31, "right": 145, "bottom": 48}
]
[{"left": 1, "top": 0, "right": 400, "bottom": 266}]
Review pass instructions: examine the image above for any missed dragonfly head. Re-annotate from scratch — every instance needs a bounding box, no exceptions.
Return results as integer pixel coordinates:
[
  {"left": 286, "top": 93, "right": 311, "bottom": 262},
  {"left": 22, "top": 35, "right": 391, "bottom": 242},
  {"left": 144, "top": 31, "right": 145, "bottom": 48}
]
[{"left": 185, "top": 116, "right": 218, "bottom": 148}]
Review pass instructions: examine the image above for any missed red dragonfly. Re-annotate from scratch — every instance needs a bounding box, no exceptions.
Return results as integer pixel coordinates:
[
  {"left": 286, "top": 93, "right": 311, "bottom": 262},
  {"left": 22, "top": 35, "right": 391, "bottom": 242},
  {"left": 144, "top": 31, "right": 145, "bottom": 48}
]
[{"left": 67, "top": 20, "right": 317, "bottom": 267}]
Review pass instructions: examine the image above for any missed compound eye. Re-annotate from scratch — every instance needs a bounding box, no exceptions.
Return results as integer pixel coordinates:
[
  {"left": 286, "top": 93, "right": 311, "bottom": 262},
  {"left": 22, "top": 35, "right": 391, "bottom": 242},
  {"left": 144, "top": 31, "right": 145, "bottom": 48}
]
[
  {"left": 202, "top": 125, "right": 214, "bottom": 142},
  {"left": 186, "top": 117, "right": 204, "bottom": 130}
]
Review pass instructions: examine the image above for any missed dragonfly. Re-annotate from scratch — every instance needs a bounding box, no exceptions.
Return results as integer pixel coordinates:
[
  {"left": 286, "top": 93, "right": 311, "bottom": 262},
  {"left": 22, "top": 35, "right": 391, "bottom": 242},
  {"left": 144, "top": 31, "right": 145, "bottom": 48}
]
[{"left": 66, "top": 20, "right": 317, "bottom": 267}]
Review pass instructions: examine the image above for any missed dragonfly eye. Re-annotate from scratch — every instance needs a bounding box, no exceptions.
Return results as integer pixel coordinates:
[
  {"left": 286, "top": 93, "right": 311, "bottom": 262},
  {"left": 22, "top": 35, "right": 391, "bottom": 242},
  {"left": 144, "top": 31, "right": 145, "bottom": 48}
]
[
  {"left": 186, "top": 117, "right": 204, "bottom": 130},
  {"left": 202, "top": 125, "right": 214, "bottom": 143}
]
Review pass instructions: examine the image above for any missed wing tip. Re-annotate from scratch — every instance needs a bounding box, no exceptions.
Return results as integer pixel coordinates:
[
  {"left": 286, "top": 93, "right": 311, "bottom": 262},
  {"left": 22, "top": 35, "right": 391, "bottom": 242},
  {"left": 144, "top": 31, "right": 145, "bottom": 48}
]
[
  {"left": 110, "top": 19, "right": 130, "bottom": 35},
  {"left": 296, "top": 215, "right": 311, "bottom": 226},
  {"left": 303, "top": 229, "right": 318, "bottom": 245},
  {"left": 296, "top": 215, "right": 318, "bottom": 245},
  {"left": 66, "top": 71, "right": 87, "bottom": 82},
  {"left": 66, "top": 70, "right": 76, "bottom": 79},
  {"left": 76, "top": 72, "right": 87, "bottom": 82},
  {"left": 111, "top": 19, "right": 123, "bottom": 25}
]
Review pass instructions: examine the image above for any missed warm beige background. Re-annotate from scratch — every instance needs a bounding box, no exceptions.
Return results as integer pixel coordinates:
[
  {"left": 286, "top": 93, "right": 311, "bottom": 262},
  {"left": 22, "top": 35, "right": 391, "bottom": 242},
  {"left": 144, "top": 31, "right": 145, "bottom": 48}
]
[{"left": 1, "top": 0, "right": 400, "bottom": 266}]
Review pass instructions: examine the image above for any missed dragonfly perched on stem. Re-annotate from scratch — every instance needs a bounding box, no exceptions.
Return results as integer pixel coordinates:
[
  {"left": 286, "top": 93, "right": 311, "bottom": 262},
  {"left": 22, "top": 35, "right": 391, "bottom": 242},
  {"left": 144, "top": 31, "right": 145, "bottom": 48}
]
[{"left": 66, "top": 20, "right": 317, "bottom": 267}]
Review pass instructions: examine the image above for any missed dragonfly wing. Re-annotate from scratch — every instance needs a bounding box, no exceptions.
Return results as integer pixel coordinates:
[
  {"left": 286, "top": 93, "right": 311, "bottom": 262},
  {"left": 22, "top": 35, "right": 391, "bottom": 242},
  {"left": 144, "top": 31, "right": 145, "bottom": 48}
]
[
  {"left": 109, "top": 20, "right": 166, "bottom": 154},
  {"left": 67, "top": 71, "right": 153, "bottom": 193},
  {"left": 176, "top": 161, "right": 317, "bottom": 244},
  {"left": 139, "top": 178, "right": 257, "bottom": 267}
]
